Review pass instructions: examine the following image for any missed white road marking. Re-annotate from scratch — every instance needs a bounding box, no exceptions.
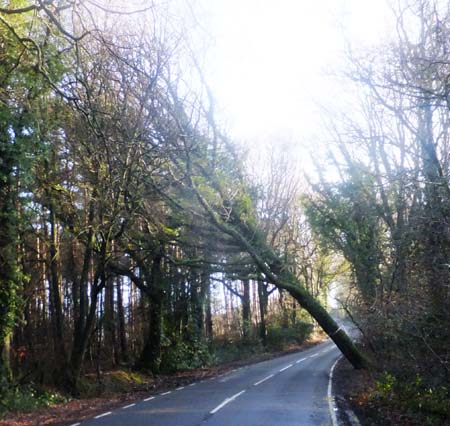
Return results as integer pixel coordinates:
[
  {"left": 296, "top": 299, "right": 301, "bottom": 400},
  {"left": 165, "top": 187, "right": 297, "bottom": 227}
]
[
  {"left": 122, "top": 403, "right": 136, "bottom": 409},
  {"left": 94, "top": 411, "right": 112, "bottom": 419},
  {"left": 253, "top": 373, "right": 274, "bottom": 386},
  {"left": 279, "top": 363, "right": 293, "bottom": 372},
  {"left": 310, "top": 353, "right": 319, "bottom": 358},
  {"left": 161, "top": 391, "right": 172, "bottom": 396},
  {"left": 328, "top": 357, "right": 341, "bottom": 426},
  {"left": 176, "top": 386, "right": 185, "bottom": 390},
  {"left": 144, "top": 396, "right": 155, "bottom": 402},
  {"left": 69, "top": 423, "right": 80, "bottom": 426},
  {"left": 296, "top": 357, "right": 307, "bottom": 364},
  {"left": 210, "top": 390, "right": 246, "bottom": 414},
  {"left": 188, "top": 383, "right": 196, "bottom": 387}
]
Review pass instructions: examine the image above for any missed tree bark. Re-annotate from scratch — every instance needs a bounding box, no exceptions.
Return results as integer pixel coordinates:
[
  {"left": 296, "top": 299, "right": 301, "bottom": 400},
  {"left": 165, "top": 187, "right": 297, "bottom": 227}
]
[
  {"left": 258, "top": 281, "right": 268, "bottom": 347},
  {"left": 48, "top": 205, "right": 67, "bottom": 371},
  {"left": 116, "top": 277, "right": 128, "bottom": 362},
  {"left": 139, "top": 255, "right": 163, "bottom": 373},
  {"left": 104, "top": 276, "right": 117, "bottom": 366},
  {"left": 205, "top": 279, "right": 213, "bottom": 341},
  {"left": 242, "top": 279, "right": 251, "bottom": 339}
]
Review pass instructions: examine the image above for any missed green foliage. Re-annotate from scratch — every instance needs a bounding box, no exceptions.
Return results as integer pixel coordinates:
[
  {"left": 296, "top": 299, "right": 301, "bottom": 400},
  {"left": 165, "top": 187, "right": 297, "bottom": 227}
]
[
  {"left": 210, "top": 337, "right": 264, "bottom": 365},
  {"left": 266, "top": 322, "right": 313, "bottom": 351},
  {"left": 0, "top": 384, "right": 67, "bottom": 415},
  {"left": 373, "top": 372, "right": 450, "bottom": 425},
  {"left": 160, "top": 339, "right": 212, "bottom": 373},
  {"left": 305, "top": 173, "right": 382, "bottom": 303},
  {"left": 376, "top": 371, "right": 396, "bottom": 394},
  {"left": 76, "top": 370, "right": 151, "bottom": 398}
]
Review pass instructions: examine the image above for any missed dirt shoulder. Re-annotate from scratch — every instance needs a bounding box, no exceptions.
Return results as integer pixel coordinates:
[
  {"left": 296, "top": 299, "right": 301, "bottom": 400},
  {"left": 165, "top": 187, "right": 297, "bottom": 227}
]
[{"left": 1, "top": 337, "right": 325, "bottom": 426}]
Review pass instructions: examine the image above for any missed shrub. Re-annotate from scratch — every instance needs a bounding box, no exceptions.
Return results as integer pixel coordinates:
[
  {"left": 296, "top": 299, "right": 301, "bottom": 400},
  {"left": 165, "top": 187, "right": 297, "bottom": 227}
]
[
  {"left": 160, "top": 339, "right": 212, "bottom": 373},
  {"left": 266, "top": 322, "right": 313, "bottom": 351},
  {"left": 0, "top": 384, "right": 67, "bottom": 415},
  {"left": 373, "top": 372, "right": 450, "bottom": 426},
  {"left": 210, "top": 337, "right": 263, "bottom": 365}
]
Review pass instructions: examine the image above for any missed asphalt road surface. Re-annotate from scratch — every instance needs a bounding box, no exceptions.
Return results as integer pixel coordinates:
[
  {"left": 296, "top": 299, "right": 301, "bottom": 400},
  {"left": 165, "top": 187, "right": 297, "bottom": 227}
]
[{"left": 76, "top": 340, "right": 340, "bottom": 426}]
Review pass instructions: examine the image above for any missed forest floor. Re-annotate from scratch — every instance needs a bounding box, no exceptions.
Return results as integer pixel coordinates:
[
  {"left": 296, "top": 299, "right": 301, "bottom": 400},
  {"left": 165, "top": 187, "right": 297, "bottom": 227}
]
[
  {"left": 0, "top": 336, "right": 325, "bottom": 426},
  {"left": 333, "top": 357, "right": 450, "bottom": 426}
]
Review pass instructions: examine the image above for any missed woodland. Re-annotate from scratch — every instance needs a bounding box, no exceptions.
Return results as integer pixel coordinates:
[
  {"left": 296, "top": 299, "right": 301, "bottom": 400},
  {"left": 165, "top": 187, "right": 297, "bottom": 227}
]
[{"left": 0, "top": 1, "right": 449, "bottom": 424}]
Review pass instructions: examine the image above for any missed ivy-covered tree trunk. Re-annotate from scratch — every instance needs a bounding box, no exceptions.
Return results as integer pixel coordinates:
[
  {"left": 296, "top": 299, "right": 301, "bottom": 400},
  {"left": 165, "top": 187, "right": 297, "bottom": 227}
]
[
  {"left": 140, "top": 294, "right": 163, "bottom": 372},
  {"left": 0, "top": 121, "right": 20, "bottom": 386},
  {"left": 242, "top": 280, "right": 251, "bottom": 339},
  {"left": 139, "top": 255, "right": 164, "bottom": 373},
  {"left": 258, "top": 281, "right": 268, "bottom": 347},
  {"left": 189, "top": 269, "right": 204, "bottom": 340},
  {"left": 205, "top": 282, "right": 213, "bottom": 342}
]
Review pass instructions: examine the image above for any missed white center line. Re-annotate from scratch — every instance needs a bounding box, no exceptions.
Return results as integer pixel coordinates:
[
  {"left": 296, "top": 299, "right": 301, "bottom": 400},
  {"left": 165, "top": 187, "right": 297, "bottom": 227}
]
[
  {"left": 161, "top": 391, "right": 172, "bottom": 396},
  {"left": 122, "top": 403, "right": 136, "bottom": 409},
  {"left": 188, "top": 383, "right": 196, "bottom": 387},
  {"left": 69, "top": 423, "right": 80, "bottom": 426},
  {"left": 210, "top": 390, "right": 246, "bottom": 414},
  {"left": 279, "top": 363, "right": 293, "bottom": 372},
  {"left": 296, "top": 357, "right": 307, "bottom": 364},
  {"left": 94, "top": 411, "right": 112, "bottom": 419},
  {"left": 143, "top": 396, "right": 155, "bottom": 402},
  {"left": 253, "top": 373, "right": 274, "bottom": 386},
  {"left": 176, "top": 386, "right": 185, "bottom": 390},
  {"left": 310, "top": 353, "right": 319, "bottom": 358}
]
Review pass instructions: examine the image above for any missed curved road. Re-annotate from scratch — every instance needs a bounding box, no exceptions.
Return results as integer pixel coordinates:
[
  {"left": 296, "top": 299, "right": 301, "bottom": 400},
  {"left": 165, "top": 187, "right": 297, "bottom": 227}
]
[{"left": 76, "top": 340, "right": 340, "bottom": 426}]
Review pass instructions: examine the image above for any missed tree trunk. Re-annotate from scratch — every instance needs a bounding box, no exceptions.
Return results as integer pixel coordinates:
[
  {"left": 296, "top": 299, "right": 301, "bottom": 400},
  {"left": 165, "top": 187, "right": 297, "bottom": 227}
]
[
  {"left": 258, "top": 281, "right": 268, "bottom": 347},
  {"left": 104, "top": 276, "right": 117, "bottom": 367},
  {"left": 0, "top": 124, "right": 19, "bottom": 385},
  {"left": 139, "top": 255, "right": 163, "bottom": 373},
  {"left": 0, "top": 335, "right": 12, "bottom": 386},
  {"left": 189, "top": 269, "right": 204, "bottom": 340},
  {"left": 242, "top": 279, "right": 251, "bottom": 339},
  {"left": 116, "top": 277, "right": 128, "bottom": 363},
  {"left": 73, "top": 194, "right": 95, "bottom": 364},
  {"left": 204, "top": 276, "right": 213, "bottom": 341},
  {"left": 68, "top": 278, "right": 103, "bottom": 393},
  {"left": 140, "top": 294, "right": 162, "bottom": 372},
  {"left": 48, "top": 205, "right": 67, "bottom": 371}
]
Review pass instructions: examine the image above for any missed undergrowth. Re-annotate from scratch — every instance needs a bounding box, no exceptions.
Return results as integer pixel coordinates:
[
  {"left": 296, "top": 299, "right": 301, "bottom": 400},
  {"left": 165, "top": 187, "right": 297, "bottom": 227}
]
[
  {"left": 0, "top": 384, "right": 68, "bottom": 416},
  {"left": 373, "top": 372, "right": 450, "bottom": 426}
]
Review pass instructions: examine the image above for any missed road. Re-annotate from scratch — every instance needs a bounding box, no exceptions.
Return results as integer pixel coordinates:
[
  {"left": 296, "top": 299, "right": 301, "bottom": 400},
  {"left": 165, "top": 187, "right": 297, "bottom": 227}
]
[{"left": 76, "top": 340, "right": 340, "bottom": 426}]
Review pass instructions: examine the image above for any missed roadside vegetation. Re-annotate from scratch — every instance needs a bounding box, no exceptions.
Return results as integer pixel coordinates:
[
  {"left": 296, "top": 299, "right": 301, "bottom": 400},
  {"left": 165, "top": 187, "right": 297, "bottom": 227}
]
[
  {"left": 1, "top": 1, "right": 450, "bottom": 425},
  {"left": 0, "top": 0, "right": 339, "bottom": 419},
  {"left": 312, "top": 2, "right": 450, "bottom": 424}
]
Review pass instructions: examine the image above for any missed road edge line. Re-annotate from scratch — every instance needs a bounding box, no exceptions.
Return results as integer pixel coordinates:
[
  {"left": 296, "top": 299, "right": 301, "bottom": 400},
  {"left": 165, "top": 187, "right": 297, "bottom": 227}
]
[{"left": 328, "top": 356, "right": 341, "bottom": 426}]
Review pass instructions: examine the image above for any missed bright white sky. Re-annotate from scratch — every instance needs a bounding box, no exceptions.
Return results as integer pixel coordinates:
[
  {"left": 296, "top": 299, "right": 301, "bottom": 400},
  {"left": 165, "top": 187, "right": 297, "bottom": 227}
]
[
  {"left": 193, "top": 0, "right": 394, "bottom": 145},
  {"left": 104, "top": 0, "right": 394, "bottom": 147}
]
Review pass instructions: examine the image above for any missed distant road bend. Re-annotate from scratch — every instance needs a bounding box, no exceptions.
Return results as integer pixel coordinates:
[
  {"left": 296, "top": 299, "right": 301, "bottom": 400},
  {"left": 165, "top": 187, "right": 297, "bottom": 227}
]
[{"left": 75, "top": 340, "right": 340, "bottom": 426}]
